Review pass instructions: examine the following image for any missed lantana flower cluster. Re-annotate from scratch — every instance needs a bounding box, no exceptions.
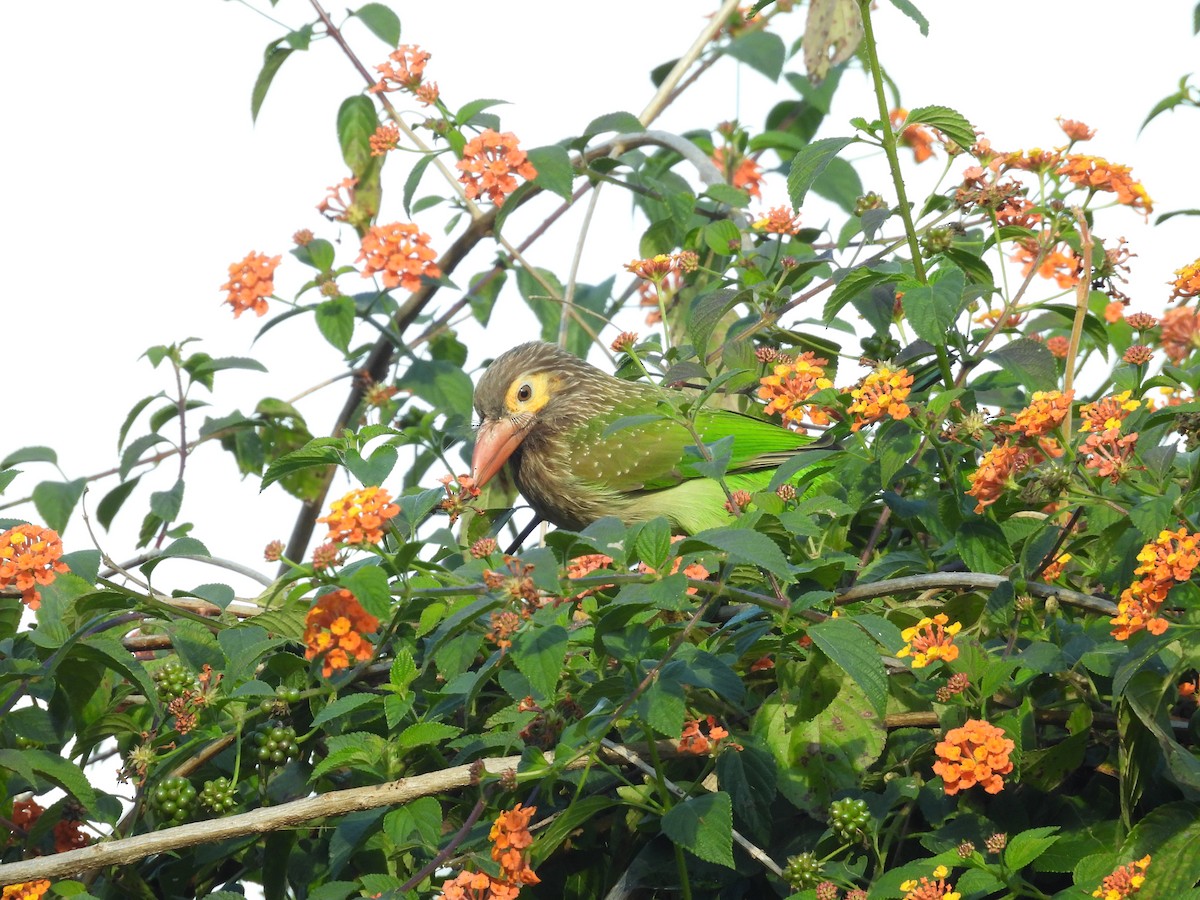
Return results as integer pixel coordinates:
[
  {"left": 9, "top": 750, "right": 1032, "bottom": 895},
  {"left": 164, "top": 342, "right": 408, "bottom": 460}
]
[
  {"left": 847, "top": 364, "right": 913, "bottom": 432},
  {"left": 317, "top": 486, "right": 401, "bottom": 545},
  {"left": 758, "top": 352, "right": 834, "bottom": 430},
  {"left": 0, "top": 523, "right": 69, "bottom": 610},
  {"left": 455, "top": 129, "right": 537, "bottom": 206},
  {"left": 1111, "top": 528, "right": 1200, "bottom": 640},
  {"left": 932, "top": 718, "right": 1015, "bottom": 795},
  {"left": 1093, "top": 855, "right": 1151, "bottom": 900},
  {"left": 220, "top": 251, "right": 281, "bottom": 318},
  {"left": 897, "top": 613, "right": 962, "bottom": 668},
  {"left": 436, "top": 803, "right": 540, "bottom": 900},
  {"left": 357, "top": 222, "right": 441, "bottom": 291},
  {"left": 303, "top": 589, "right": 380, "bottom": 677},
  {"left": 900, "top": 866, "right": 960, "bottom": 900}
]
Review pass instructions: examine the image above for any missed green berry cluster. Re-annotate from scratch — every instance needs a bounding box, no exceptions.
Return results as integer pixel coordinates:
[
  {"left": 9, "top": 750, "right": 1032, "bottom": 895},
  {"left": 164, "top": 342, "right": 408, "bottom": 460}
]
[
  {"left": 199, "top": 777, "right": 238, "bottom": 815},
  {"left": 783, "top": 851, "right": 823, "bottom": 889},
  {"left": 258, "top": 684, "right": 302, "bottom": 716},
  {"left": 154, "top": 660, "right": 197, "bottom": 703},
  {"left": 920, "top": 225, "right": 955, "bottom": 256},
  {"left": 253, "top": 722, "right": 301, "bottom": 770},
  {"left": 830, "top": 797, "right": 871, "bottom": 840},
  {"left": 150, "top": 775, "right": 197, "bottom": 825},
  {"left": 860, "top": 334, "right": 901, "bottom": 360}
]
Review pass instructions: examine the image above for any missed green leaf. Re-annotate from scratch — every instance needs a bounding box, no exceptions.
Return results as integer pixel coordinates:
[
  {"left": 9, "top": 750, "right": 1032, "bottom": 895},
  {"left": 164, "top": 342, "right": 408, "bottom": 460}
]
[
  {"left": 97, "top": 477, "right": 140, "bottom": 530},
  {"left": 1, "top": 446, "right": 56, "bottom": 468},
  {"left": 824, "top": 267, "right": 898, "bottom": 323},
  {"left": 1005, "top": 826, "right": 1060, "bottom": 869},
  {"left": 261, "top": 438, "right": 343, "bottom": 491},
  {"left": 394, "top": 721, "right": 463, "bottom": 750},
  {"left": 812, "top": 156, "right": 863, "bottom": 214},
  {"left": 957, "top": 518, "right": 1015, "bottom": 571},
  {"left": 149, "top": 479, "right": 184, "bottom": 523},
  {"left": 704, "top": 219, "right": 742, "bottom": 254},
  {"left": 454, "top": 97, "right": 508, "bottom": 124},
  {"left": 352, "top": 3, "right": 400, "bottom": 46},
  {"left": 661, "top": 792, "right": 735, "bottom": 868},
  {"left": 683, "top": 526, "right": 795, "bottom": 581},
  {"left": 807, "top": 617, "right": 887, "bottom": 717},
  {"left": 0, "top": 469, "right": 18, "bottom": 494},
  {"left": 905, "top": 105, "right": 976, "bottom": 148},
  {"left": 337, "top": 94, "right": 379, "bottom": 177},
  {"left": 315, "top": 297, "right": 356, "bottom": 353},
  {"left": 345, "top": 446, "right": 397, "bottom": 487},
  {"left": 384, "top": 797, "right": 443, "bottom": 850},
  {"left": 986, "top": 338, "right": 1058, "bottom": 391},
  {"left": 310, "top": 693, "right": 380, "bottom": 730},
  {"left": 634, "top": 517, "right": 672, "bottom": 570},
  {"left": 24, "top": 749, "right": 99, "bottom": 813},
  {"left": 400, "top": 359, "right": 475, "bottom": 420},
  {"left": 580, "top": 111, "right": 644, "bottom": 142},
  {"left": 526, "top": 145, "right": 574, "bottom": 201},
  {"left": 902, "top": 266, "right": 965, "bottom": 348},
  {"left": 727, "top": 31, "right": 786, "bottom": 81},
  {"left": 251, "top": 40, "right": 294, "bottom": 122},
  {"left": 120, "top": 433, "right": 172, "bottom": 481},
  {"left": 188, "top": 582, "right": 234, "bottom": 610},
  {"left": 511, "top": 623, "right": 568, "bottom": 699},
  {"left": 32, "top": 478, "right": 87, "bottom": 533},
  {"left": 887, "top": 0, "right": 929, "bottom": 34},
  {"left": 788, "top": 137, "right": 854, "bottom": 209},
  {"left": 342, "top": 565, "right": 392, "bottom": 622}
]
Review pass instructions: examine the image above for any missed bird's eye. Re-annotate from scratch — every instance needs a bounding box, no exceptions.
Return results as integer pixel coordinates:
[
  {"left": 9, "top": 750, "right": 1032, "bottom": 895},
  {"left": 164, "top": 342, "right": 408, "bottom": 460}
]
[{"left": 516, "top": 382, "right": 533, "bottom": 402}]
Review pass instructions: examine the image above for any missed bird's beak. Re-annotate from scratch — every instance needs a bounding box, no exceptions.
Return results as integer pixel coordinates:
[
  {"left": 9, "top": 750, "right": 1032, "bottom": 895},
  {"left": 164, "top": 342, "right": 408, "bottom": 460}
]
[{"left": 472, "top": 417, "right": 527, "bottom": 488}]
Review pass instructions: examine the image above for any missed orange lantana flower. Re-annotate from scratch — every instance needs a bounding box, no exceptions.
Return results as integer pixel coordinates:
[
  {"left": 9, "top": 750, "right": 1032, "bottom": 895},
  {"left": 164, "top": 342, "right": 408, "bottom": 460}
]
[
  {"left": 753, "top": 205, "right": 802, "bottom": 235},
  {"left": 1160, "top": 305, "right": 1200, "bottom": 363},
  {"left": 1171, "top": 257, "right": 1200, "bottom": 301},
  {"left": 1011, "top": 240, "right": 1082, "bottom": 289},
  {"left": 897, "top": 613, "right": 962, "bottom": 668},
  {"left": 711, "top": 146, "right": 764, "bottom": 197},
  {"left": 220, "top": 251, "right": 281, "bottom": 318},
  {"left": 455, "top": 129, "right": 537, "bottom": 206},
  {"left": 0, "top": 523, "right": 69, "bottom": 610},
  {"left": 758, "top": 352, "right": 834, "bottom": 430},
  {"left": 358, "top": 222, "right": 441, "bottom": 291},
  {"left": 369, "top": 122, "right": 401, "bottom": 156},
  {"left": 1079, "top": 391, "right": 1140, "bottom": 432},
  {"left": 847, "top": 365, "right": 913, "bottom": 431},
  {"left": 1, "top": 882, "right": 51, "bottom": 900},
  {"left": 966, "top": 441, "right": 1024, "bottom": 514},
  {"left": 678, "top": 716, "right": 739, "bottom": 755},
  {"left": 1093, "top": 855, "right": 1151, "bottom": 900},
  {"left": 368, "top": 45, "right": 431, "bottom": 94},
  {"left": 1080, "top": 428, "right": 1138, "bottom": 483},
  {"left": 1009, "top": 390, "right": 1073, "bottom": 438},
  {"left": 932, "top": 718, "right": 1015, "bottom": 795},
  {"left": 490, "top": 803, "right": 540, "bottom": 887},
  {"left": 303, "top": 589, "right": 379, "bottom": 677},
  {"left": 318, "top": 485, "right": 400, "bottom": 545},
  {"left": 1045, "top": 336, "right": 1070, "bottom": 358},
  {"left": 1058, "top": 154, "right": 1153, "bottom": 216},
  {"left": 900, "top": 870, "right": 961, "bottom": 900},
  {"left": 317, "top": 176, "right": 357, "bottom": 222},
  {"left": 1057, "top": 117, "right": 1096, "bottom": 142},
  {"left": 1111, "top": 528, "right": 1200, "bottom": 640}
]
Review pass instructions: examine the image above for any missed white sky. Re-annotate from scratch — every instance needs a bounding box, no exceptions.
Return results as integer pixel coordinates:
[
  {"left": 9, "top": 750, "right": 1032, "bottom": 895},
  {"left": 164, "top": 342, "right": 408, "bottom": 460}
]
[{"left": 3, "top": 0, "right": 1198, "bottom": 597}]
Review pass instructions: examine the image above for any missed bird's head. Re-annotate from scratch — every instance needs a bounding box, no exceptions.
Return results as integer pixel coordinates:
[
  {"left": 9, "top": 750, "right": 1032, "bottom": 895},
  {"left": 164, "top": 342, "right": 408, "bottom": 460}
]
[{"left": 471, "top": 342, "right": 602, "bottom": 488}]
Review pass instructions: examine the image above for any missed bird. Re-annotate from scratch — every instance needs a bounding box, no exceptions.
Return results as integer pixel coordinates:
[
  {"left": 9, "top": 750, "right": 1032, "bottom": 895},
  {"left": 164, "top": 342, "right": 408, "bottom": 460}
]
[{"left": 470, "top": 341, "right": 831, "bottom": 534}]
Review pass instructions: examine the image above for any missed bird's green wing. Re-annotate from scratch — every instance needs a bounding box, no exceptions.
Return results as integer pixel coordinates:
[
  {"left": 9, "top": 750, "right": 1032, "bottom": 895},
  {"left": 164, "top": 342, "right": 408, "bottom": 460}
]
[{"left": 571, "top": 400, "right": 815, "bottom": 493}]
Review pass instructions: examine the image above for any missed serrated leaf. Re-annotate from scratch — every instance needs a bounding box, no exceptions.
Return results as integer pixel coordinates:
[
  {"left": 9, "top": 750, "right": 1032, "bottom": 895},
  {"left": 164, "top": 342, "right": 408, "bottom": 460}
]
[
  {"left": 824, "top": 267, "right": 898, "bottom": 323},
  {"left": 261, "top": 438, "right": 343, "bottom": 491},
  {"left": 32, "top": 478, "right": 87, "bottom": 533},
  {"left": 986, "top": 338, "right": 1058, "bottom": 391},
  {"left": 149, "top": 479, "right": 184, "bottom": 523},
  {"left": 581, "top": 111, "right": 644, "bottom": 141},
  {"left": 342, "top": 565, "right": 392, "bottom": 622},
  {"left": 511, "top": 623, "right": 568, "bottom": 699},
  {"left": 352, "top": 3, "right": 400, "bottom": 46},
  {"left": 887, "top": 0, "right": 929, "bottom": 34},
  {"left": 957, "top": 518, "right": 1015, "bottom": 570},
  {"left": 188, "top": 582, "right": 234, "bottom": 610},
  {"left": 311, "top": 693, "right": 380, "bottom": 730},
  {"left": 661, "top": 792, "right": 734, "bottom": 868},
  {"left": 526, "top": 145, "right": 574, "bottom": 201},
  {"left": 902, "top": 267, "right": 965, "bottom": 347},
  {"left": 788, "top": 137, "right": 854, "bottom": 208},
  {"left": 1, "top": 446, "right": 56, "bottom": 468},
  {"left": 394, "top": 721, "right": 462, "bottom": 750},
  {"left": 807, "top": 617, "right": 887, "bottom": 716},
  {"left": 337, "top": 94, "right": 379, "bottom": 177},
  {"left": 1005, "top": 826, "right": 1061, "bottom": 869},
  {"left": 682, "top": 527, "right": 794, "bottom": 581},
  {"left": 906, "top": 104, "right": 976, "bottom": 149}
]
